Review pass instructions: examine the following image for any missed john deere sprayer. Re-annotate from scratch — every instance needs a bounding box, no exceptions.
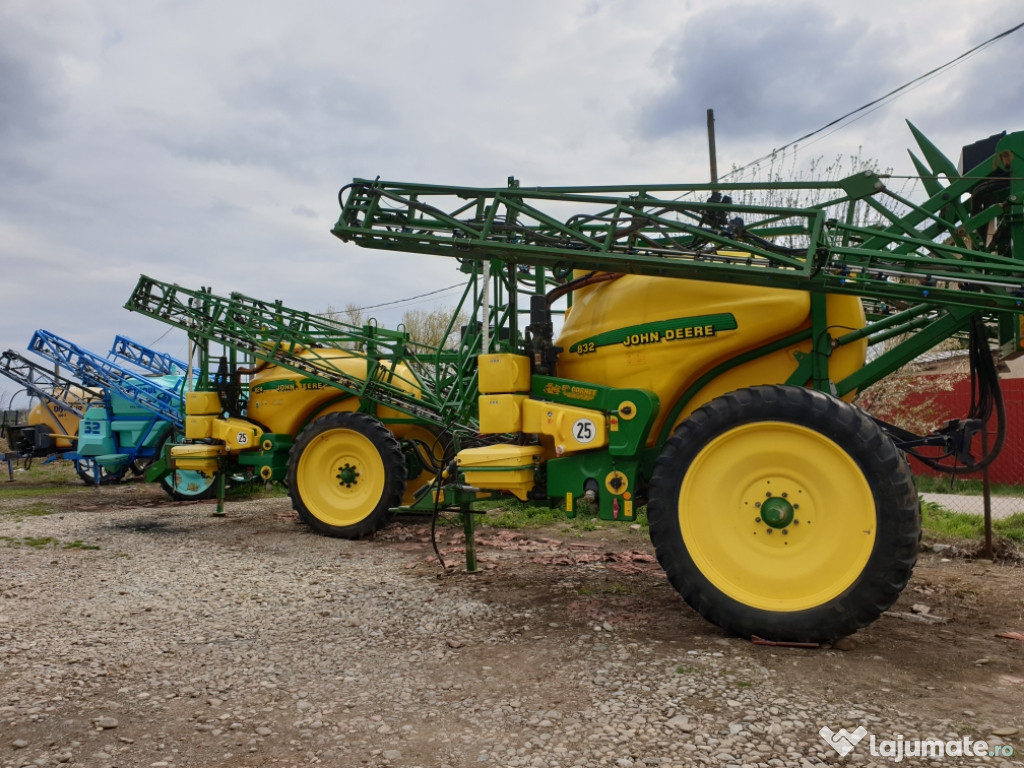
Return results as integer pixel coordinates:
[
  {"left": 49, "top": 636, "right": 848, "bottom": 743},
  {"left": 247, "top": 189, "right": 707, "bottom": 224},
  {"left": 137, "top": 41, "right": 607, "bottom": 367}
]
[{"left": 126, "top": 123, "right": 1023, "bottom": 642}]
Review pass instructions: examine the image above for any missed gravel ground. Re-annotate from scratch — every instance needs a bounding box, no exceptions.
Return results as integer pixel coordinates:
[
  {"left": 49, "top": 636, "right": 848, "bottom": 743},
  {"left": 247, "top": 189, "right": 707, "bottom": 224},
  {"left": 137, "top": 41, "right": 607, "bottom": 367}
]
[{"left": 1, "top": 481, "right": 1022, "bottom": 768}]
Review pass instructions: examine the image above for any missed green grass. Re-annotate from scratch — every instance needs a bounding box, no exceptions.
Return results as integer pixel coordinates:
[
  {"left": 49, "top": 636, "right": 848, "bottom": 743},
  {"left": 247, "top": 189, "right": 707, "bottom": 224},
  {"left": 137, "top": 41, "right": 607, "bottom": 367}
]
[
  {"left": 0, "top": 535, "right": 55, "bottom": 548},
  {"left": 0, "top": 459, "right": 282, "bottom": 501},
  {"left": 479, "top": 500, "right": 566, "bottom": 529},
  {"left": 914, "top": 474, "right": 1024, "bottom": 497},
  {"left": 578, "top": 581, "right": 632, "bottom": 596},
  {"left": 477, "top": 497, "right": 592, "bottom": 529},
  {"left": 0, "top": 460, "right": 95, "bottom": 497},
  {"left": 921, "top": 500, "right": 1024, "bottom": 543},
  {"left": 226, "top": 478, "right": 290, "bottom": 500},
  {"left": 474, "top": 497, "right": 648, "bottom": 532},
  {"left": 62, "top": 539, "right": 101, "bottom": 550},
  {"left": 0, "top": 501, "right": 53, "bottom": 521},
  {"left": 0, "top": 535, "right": 100, "bottom": 550}
]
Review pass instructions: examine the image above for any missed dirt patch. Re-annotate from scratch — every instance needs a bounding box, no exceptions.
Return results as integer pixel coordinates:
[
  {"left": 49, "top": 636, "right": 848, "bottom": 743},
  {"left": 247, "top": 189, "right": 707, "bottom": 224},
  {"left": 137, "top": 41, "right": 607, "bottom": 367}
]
[
  {"left": 379, "top": 517, "right": 1024, "bottom": 719},
  {"left": 1, "top": 477, "right": 1022, "bottom": 767}
]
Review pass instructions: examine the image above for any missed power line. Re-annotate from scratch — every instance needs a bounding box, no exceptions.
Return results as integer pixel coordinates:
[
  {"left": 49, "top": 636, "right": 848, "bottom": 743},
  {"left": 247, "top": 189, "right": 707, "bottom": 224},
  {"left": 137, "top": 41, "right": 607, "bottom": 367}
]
[
  {"left": 343, "top": 282, "right": 465, "bottom": 313},
  {"left": 147, "top": 326, "right": 173, "bottom": 347},
  {"left": 724, "top": 21, "right": 1024, "bottom": 180}
]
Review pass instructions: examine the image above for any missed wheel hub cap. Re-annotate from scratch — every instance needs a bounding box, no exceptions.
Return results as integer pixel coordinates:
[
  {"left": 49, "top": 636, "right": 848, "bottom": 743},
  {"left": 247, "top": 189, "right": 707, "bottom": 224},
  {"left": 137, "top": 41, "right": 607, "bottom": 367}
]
[
  {"left": 760, "top": 496, "right": 794, "bottom": 529},
  {"left": 337, "top": 463, "right": 359, "bottom": 487}
]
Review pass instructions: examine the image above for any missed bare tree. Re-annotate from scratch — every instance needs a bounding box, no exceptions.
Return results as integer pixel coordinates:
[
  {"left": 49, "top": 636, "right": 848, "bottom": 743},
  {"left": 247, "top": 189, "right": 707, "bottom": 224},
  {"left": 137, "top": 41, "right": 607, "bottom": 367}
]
[
  {"left": 726, "top": 148, "right": 916, "bottom": 249},
  {"left": 319, "top": 303, "right": 367, "bottom": 351},
  {"left": 400, "top": 306, "right": 467, "bottom": 350}
]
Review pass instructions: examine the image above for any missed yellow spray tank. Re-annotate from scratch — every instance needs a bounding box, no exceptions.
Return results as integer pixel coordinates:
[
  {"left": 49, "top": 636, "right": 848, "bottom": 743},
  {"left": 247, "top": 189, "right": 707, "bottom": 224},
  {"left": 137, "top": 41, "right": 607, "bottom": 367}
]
[
  {"left": 179, "top": 344, "right": 442, "bottom": 507},
  {"left": 246, "top": 347, "right": 424, "bottom": 437},
  {"left": 555, "top": 272, "right": 868, "bottom": 442},
  {"left": 27, "top": 399, "right": 82, "bottom": 451}
]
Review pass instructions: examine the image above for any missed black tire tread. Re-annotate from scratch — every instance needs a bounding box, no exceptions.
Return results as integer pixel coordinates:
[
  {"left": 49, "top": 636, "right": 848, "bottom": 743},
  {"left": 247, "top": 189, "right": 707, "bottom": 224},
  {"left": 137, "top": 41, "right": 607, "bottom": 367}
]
[
  {"left": 287, "top": 412, "right": 406, "bottom": 539},
  {"left": 75, "top": 461, "right": 126, "bottom": 486},
  {"left": 648, "top": 385, "right": 920, "bottom": 642}
]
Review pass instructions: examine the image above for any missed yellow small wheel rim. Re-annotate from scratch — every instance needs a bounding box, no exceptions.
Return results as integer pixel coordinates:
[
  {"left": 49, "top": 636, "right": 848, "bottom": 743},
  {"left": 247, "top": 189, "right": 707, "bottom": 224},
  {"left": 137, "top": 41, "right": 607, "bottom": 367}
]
[
  {"left": 297, "top": 427, "right": 386, "bottom": 528},
  {"left": 679, "top": 421, "right": 876, "bottom": 612}
]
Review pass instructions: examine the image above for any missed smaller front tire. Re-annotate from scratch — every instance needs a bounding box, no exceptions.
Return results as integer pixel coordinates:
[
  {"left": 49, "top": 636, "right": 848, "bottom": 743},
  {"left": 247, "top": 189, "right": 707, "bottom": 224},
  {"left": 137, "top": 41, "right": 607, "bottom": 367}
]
[
  {"left": 75, "top": 460, "right": 127, "bottom": 486},
  {"left": 287, "top": 412, "right": 406, "bottom": 538},
  {"left": 162, "top": 467, "right": 219, "bottom": 501},
  {"left": 155, "top": 431, "right": 219, "bottom": 501}
]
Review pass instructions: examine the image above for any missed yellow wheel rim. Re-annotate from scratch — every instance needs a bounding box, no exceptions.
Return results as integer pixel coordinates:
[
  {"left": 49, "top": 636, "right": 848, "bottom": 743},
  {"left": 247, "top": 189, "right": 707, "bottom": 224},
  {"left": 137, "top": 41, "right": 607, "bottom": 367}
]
[
  {"left": 679, "top": 421, "right": 876, "bottom": 612},
  {"left": 297, "top": 427, "right": 386, "bottom": 528}
]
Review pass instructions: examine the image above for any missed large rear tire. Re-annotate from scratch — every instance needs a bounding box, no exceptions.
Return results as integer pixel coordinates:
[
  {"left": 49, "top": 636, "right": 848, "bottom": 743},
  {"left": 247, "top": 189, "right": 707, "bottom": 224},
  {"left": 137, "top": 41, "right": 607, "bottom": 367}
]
[
  {"left": 287, "top": 412, "right": 406, "bottom": 538},
  {"left": 647, "top": 385, "right": 919, "bottom": 643}
]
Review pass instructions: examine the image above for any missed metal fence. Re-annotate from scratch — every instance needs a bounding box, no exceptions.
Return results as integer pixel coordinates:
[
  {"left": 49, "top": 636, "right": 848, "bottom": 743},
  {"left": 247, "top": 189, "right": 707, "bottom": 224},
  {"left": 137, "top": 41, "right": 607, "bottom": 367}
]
[{"left": 861, "top": 372, "right": 1024, "bottom": 526}]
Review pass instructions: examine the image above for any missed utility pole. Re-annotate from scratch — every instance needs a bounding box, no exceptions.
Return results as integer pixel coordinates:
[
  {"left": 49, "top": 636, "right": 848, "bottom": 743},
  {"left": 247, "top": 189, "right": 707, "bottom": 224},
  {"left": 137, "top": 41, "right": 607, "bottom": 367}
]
[{"left": 707, "top": 108, "right": 718, "bottom": 184}]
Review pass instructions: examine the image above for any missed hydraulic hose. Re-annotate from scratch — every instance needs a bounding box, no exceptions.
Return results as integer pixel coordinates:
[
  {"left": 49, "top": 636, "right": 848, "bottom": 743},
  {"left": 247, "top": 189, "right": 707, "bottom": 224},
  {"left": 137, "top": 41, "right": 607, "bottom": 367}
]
[{"left": 886, "top": 314, "right": 1006, "bottom": 473}]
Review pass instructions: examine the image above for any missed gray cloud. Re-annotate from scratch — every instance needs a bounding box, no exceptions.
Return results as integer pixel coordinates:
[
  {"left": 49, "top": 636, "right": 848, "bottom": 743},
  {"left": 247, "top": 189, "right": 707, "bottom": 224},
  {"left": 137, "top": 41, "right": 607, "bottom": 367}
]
[
  {"left": 636, "top": 3, "right": 901, "bottom": 145},
  {"left": 910, "top": 23, "right": 1024, "bottom": 141},
  {"left": 0, "top": 12, "right": 72, "bottom": 188},
  {"left": 0, "top": 33, "right": 65, "bottom": 143},
  {"left": 140, "top": 58, "right": 396, "bottom": 181},
  {"left": 1, "top": 0, "right": 1022, "bottom": 387}
]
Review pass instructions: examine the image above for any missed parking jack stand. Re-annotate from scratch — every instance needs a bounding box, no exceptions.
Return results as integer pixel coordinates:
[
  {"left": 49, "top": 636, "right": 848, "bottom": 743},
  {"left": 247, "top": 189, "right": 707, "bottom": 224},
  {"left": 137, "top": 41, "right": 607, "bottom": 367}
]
[
  {"left": 214, "top": 467, "right": 227, "bottom": 517},
  {"left": 462, "top": 508, "right": 479, "bottom": 574}
]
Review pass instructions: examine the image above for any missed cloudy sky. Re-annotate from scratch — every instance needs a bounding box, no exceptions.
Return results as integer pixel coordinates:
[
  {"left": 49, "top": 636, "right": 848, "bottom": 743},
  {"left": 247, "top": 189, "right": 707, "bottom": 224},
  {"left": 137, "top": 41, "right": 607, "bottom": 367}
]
[{"left": 2, "top": 0, "right": 1022, "bottom": 399}]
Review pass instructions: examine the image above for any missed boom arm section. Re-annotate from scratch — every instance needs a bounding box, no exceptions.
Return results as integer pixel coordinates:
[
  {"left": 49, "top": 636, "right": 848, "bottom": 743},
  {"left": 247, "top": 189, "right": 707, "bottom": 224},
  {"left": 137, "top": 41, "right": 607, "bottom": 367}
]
[
  {"left": 0, "top": 350, "right": 102, "bottom": 418},
  {"left": 28, "top": 330, "right": 186, "bottom": 427},
  {"left": 108, "top": 335, "right": 189, "bottom": 376},
  {"left": 331, "top": 125, "right": 1024, "bottom": 316},
  {"left": 123, "top": 277, "right": 486, "bottom": 430}
]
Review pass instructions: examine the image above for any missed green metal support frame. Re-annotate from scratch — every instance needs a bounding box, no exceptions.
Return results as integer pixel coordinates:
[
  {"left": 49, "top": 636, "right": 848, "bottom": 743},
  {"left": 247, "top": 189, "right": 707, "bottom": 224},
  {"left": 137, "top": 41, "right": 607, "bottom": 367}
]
[
  {"left": 332, "top": 124, "right": 1024, "bottom": 425},
  {"left": 126, "top": 124, "right": 1024, "bottom": 569}
]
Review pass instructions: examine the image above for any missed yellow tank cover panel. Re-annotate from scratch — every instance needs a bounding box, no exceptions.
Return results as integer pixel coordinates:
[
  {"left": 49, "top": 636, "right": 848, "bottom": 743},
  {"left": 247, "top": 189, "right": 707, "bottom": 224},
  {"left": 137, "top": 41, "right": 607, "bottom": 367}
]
[
  {"left": 457, "top": 444, "right": 544, "bottom": 467},
  {"left": 478, "top": 354, "right": 531, "bottom": 394},
  {"left": 456, "top": 444, "right": 543, "bottom": 501},
  {"left": 556, "top": 275, "right": 867, "bottom": 442},
  {"left": 478, "top": 394, "right": 527, "bottom": 434},
  {"left": 247, "top": 349, "right": 423, "bottom": 437},
  {"left": 185, "top": 391, "right": 222, "bottom": 415},
  {"left": 209, "top": 417, "right": 263, "bottom": 452},
  {"left": 184, "top": 415, "right": 214, "bottom": 440},
  {"left": 521, "top": 399, "right": 607, "bottom": 454},
  {"left": 169, "top": 443, "right": 225, "bottom": 473}
]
